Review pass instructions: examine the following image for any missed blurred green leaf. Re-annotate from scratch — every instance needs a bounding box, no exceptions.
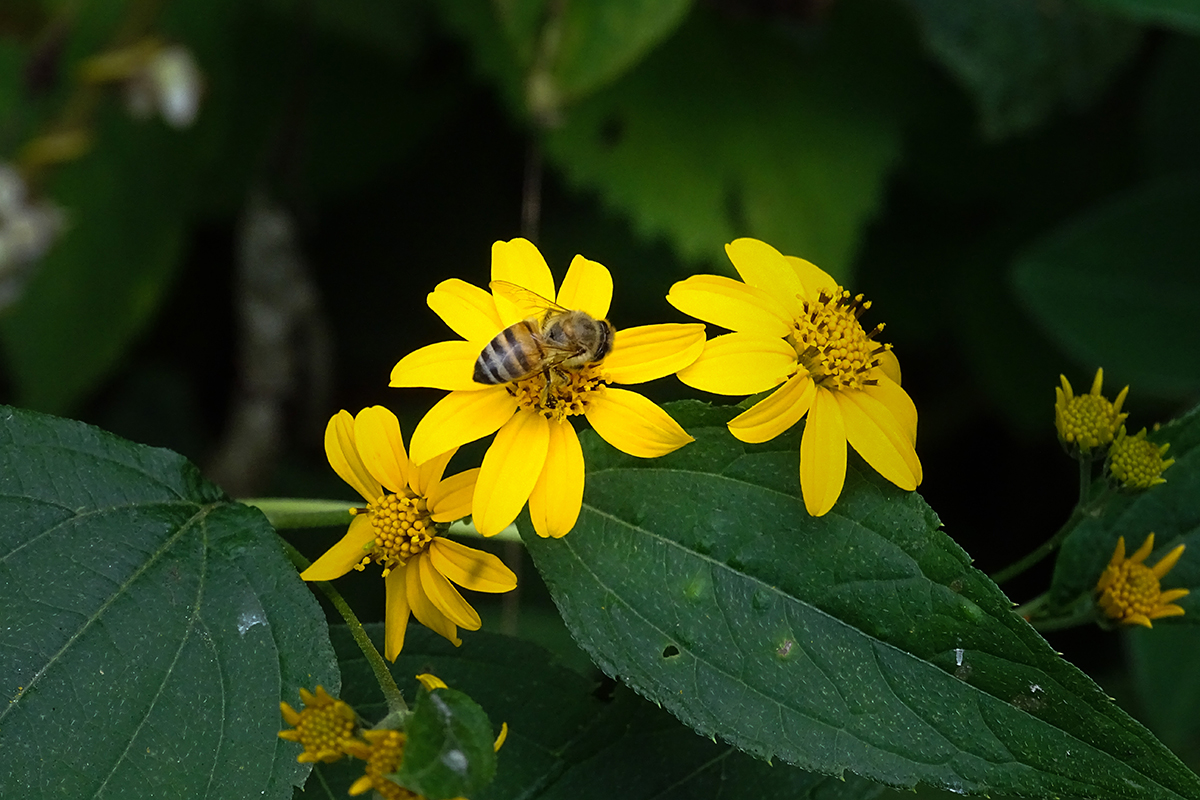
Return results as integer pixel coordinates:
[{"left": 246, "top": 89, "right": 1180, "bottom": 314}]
[
  {"left": 0, "top": 405, "right": 339, "bottom": 798},
  {"left": 897, "top": 0, "right": 1140, "bottom": 138},
  {"left": 432, "top": 0, "right": 693, "bottom": 115},
  {"left": 1127, "top": 625, "right": 1200, "bottom": 758},
  {"left": 1141, "top": 36, "right": 1200, "bottom": 178},
  {"left": 396, "top": 686, "right": 497, "bottom": 800},
  {"left": 0, "top": 107, "right": 188, "bottom": 414},
  {"left": 1082, "top": 0, "right": 1200, "bottom": 32},
  {"left": 545, "top": 3, "right": 912, "bottom": 278},
  {"left": 1050, "top": 403, "right": 1200, "bottom": 616},
  {"left": 1011, "top": 176, "right": 1200, "bottom": 399},
  {"left": 309, "top": 625, "right": 887, "bottom": 800},
  {"left": 521, "top": 400, "right": 1200, "bottom": 798}
]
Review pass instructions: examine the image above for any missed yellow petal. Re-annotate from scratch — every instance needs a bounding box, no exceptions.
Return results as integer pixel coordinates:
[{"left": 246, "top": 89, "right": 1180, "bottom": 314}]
[
  {"left": 353, "top": 406, "right": 410, "bottom": 494},
  {"left": 409, "top": 388, "right": 517, "bottom": 465},
  {"left": 429, "top": 538, "right": 518, "bottom": 592},
  {"left": 783, "top": 255, "right": 838, "bottom": 298},
  {"left": 665, "top": 274, "right": 792, "bottom": 337},
  {"left": 473, "top": 410, "right": 550, "bottom": 536},
  {"left": 555, "top": 254, "right": 612, "bottom": 319},
  {"left": 427, "top": 278, "right": 504, "bottom": 342},
  {"left": 1127, "top": 613, "right": 1153, "bottom": 628},
  {"left": 877, "top": 348, "right": 901, "bottom": 385},
  {"left": 863, "top": 373, "right": 916, "bottom": 445},
  {"left": 491, "top": 238, "right": 555, "bottom": 325},
  {"left": 836, "top": 389, "right": 921, "bottom": 491},
  {"left": 724, "top": 238, "right": 804, "bottom": 316},
  {"left": 428, "top": 468, "right": 479, "bottom": 522},
  {"left": 1152, "top": 544, "right": 1185, "bottom": 578},
  {"left": 1147, "top": 605, "right": 1186, "bottom": 620},
  {"left": 1108, "top": 537, "right": 1127, "bottom": 568},
  {"left": 390, "top": 340, "right": 485, "bottom": 392},
  {"left": 412, "top": 448, "right": 456, "bottom": 496},
  {"left": 603, "top": 323, "right": 706, "bottom": 385},
  {"left": 585, "top": 388, "right": 693, "bottom": 458},
  {"left": 676, "top": 332, "right": 795, "bottom": 395},
  {"left": 1158, "top": 589, "right": 1190, "bottom": 604},
  {"left": 727, "top": 373, "right": 816, "bottom": 444},
  {"left": 416, "top": 673, "right": 449, "bottom": 691},
  {"left": 300, "top": 514, "right": 375, "bottom": 581},
  {"left": 1131, "top": 533, "right": 1156, "bottom": 564},
  {"left": 418, "top": 552, "right": 481, "bottom": 630},
  {"left": 384, "top": 567, "right": 412, "bottom": 661},
  {"left": 405, "top": 557, "right": 460, "bottom": 646},
  {"left": 528, "top": 421, "right": 585, "bottom": 538},
  {"left": 800, "top": 387, "right": 847, "bottom": 517},
  {"left": 325, "top": 411, "right": 381, "bottom": 502}
]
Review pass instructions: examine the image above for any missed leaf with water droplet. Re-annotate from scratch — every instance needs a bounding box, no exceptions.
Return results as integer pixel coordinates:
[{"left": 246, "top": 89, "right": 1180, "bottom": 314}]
[{"left": 395, "top": 685, "right": 497, "bottom": 800}]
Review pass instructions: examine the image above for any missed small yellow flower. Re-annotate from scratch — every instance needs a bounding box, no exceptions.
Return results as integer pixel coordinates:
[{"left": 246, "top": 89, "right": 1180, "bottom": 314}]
[
  {"left": 301, "top": 407, "right": 517, "bottom": 660},
  {"left": 1096, "top": 534, "right": 1189, "bottom": 627},
  {"left": 391, "top": 238, "right": 706, "bottom": 538},
  {"left": 1055, "top": 368, "right": 1128, "bottom": 454},
  {"left": 278, "top": 686, "right": 358, "bottom": 763},
  {"left": 1107, "top": 426, "right": 1174, "bottom": 490},
  {"left": 344, "top": 729, "right": 425, "bottom": 800},
  {"left": 666, "top": 238, "right": 920, "bottom": 516}
]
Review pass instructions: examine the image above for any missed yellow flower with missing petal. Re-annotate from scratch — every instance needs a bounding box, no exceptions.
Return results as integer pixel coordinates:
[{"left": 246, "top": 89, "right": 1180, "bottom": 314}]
[
  {"left": 301, "top": 407, "right": 517, "bottom": 660},
  {"left": 1107, "top": 426, "right": 1174, "bottom": 490},
  {"left": 278, "top": 686, "right": 358, "bottom": 764},
  {"left": 666, "top": 238, "right": 921, "bottom": 516},
  {"left": 391, "top": 238, "right": 706, "bottom": 538},
  {"left": 1055, "top": 368, "right": 1128, "bottom": 454},
  {"left": 1096, "top": 533, "right": 1188, "bottom": 627}
]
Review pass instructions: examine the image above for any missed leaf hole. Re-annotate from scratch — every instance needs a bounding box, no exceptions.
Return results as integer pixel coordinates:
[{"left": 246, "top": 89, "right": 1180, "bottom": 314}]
[{"left": 662, "top": 644, "right": 680, "bottom": 659}]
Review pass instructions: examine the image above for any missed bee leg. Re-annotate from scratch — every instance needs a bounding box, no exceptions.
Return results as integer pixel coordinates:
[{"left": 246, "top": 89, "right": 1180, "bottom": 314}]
[{"left": 541, "top": 368, "right": 556, "bottom": 409}]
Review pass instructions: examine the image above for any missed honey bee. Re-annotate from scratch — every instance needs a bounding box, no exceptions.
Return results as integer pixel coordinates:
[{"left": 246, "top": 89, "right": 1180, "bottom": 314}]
[{"left": 473, "top": 281, "right": 615, "bottom": 388}]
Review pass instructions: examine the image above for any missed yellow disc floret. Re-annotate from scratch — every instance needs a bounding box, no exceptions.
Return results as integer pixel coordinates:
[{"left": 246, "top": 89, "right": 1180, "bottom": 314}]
[
  {"left": 278, "top": 686, "right": 358, "bottom": 763},
  {"left": 1107, "top": 426, "right": 1174, "bottom": 490},
  {"left": 356, "top": 492, "right": 435, "bottom": 576},
  {"left": 1055, "top": 368, "right": 1128, "bottom": 454},
  {"left": 1096, "top": 534, "right": 1189, "bottom": 628},
  {"left": 345, "top": 729, "right": 418, "bottom": 800},
  {"left": 509, "top": 364, "right": 610, "bottom": 422},
  {"left": 788, "top": 287, "right": 889, "bottom": 391}
]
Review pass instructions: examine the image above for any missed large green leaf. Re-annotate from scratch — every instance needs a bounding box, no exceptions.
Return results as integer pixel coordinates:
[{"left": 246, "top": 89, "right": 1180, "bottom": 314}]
[
  {"left": 520, "top": 400, "right": 1200, "bottom": 798},
  {"left": 1127, "top": 625, "right": 1200, "bottom": 760},
  {"left": 307, "top": 625, "right": 887, "bottom": 800},
  {"left": 1050, "top": 404, "right": 1200, "bottom": 615},
  {"left": 0, "top": 406, "right": 339, "bottom": 798},
  {"left": 544, "top": 3, "right": 908, "bottom": 278},
  {"left": 1141, "top": 36, "right": 1200, "bottom": 178},
  {"left": 396, "top": 685, "right": 498, "bottom": 800},
  {"left": 897, "top": 0, "right": 1140, "bottom": 138},
  {"left": 1011, "top": 177, "right": 1200, "bottom": 399},
  {"left": 1082, "top": 0, "right": 1200, "bottom": 33}
]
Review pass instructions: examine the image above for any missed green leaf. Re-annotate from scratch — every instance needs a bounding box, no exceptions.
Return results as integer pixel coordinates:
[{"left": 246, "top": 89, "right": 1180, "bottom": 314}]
[
  {"left": 520, "top": 399, "right": 1200, "bottom": 799},
  {"left": 896, "top": 0, "right": 1140, "bottom": 138},
  {"left": 431, "top": 0, "right": 693, "bottom": 114},
  {"left": 1011, "top": 177, "right": 1200, "bottom": 399},
  {"left": 1127, "top": 625, "right": 1200, "bottom": 757},
  {"left": 310, "top": 625, "right": 887, "bottom": 800},
  {"left": 0, "top": 405, "right": 339, "bottom": 798},
  {"left": 395, "top": 686, "right": 497, "bottom": 800},
  {"left": 1141, "top": 36, "right": 1200, "bottom": 178},
  {"left": 1081, "top": 0, "right": 1200, "bottom": 33},
  {"left": 1050, "top": 403, "right": 1200, "bottom": 616},
  {"left": 545, "top": 3, "right": 910, "bottom": 278}
]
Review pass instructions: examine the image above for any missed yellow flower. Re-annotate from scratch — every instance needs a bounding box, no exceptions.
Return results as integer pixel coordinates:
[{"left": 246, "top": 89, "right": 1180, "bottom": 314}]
[
  {"left": 343, "top": 729, "right": 426, "bottom": 800},
  {"left": 278, "top": 686, "right": 358, "bottom": 764},
  {"left": 301, "top": 407, "right": 517, "bottom": 660},
  {"left": 390, "top": 238, "right": 706, "bottom": 538},
  {"left": 1107, "top": 426, "right": 1174, "bottom": 490},
  {"left": 666, "top": 238, "right": 920, "bottom": 516},
  {"left": 1055, "top": 368, "right": 1128, "bottom": 454},
  {"left": 1096, "top": 534, "right": 1189, "bottom": 627}
]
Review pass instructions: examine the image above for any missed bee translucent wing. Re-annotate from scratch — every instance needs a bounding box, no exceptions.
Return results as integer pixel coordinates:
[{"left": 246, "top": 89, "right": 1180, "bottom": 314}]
[{"left": 489, "top": 280, "right": 565, "bottom": 322}]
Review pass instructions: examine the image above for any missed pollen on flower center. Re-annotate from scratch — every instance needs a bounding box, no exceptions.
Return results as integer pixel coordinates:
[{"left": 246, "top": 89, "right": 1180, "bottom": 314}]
[
  {"left": 1099, "top": 561, "right": 1164, "bottom": 619},
  {"left": 507, "top": 364, "right": 610, "bottom": 422},
  {"left": 358, "top": 492, "right": 434, "bottom": 575},
  {"left": 788, "top": 287, "right": 889, "bottom": 391}
]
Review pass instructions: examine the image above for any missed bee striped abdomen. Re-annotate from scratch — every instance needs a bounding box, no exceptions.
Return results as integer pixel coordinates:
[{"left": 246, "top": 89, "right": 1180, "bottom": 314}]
[{"left": 473, "top": 321, "right": 543, "bottom": 384}]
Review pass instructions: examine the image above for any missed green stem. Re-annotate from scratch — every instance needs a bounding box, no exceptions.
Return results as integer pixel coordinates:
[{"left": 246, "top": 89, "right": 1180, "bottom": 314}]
[
  {"left": 280, "top": 539, "right": 407, "bottom": 716},
  {"left": 243, "top": 498, "right": 354, "bottom": 529},
  {"left": 1028, "top": 603, "right": 1100, "bottom": 633},
  {"left": 990, "top": 455, "right": 1106, "bottom": 586}
]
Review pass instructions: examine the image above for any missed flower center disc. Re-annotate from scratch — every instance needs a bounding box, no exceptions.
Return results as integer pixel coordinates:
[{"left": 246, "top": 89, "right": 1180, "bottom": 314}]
[
  {"left": 363, "top": 493, "right": 434, "bottom": 574},
  {"left": 509, "top": 364, "right": 609, "bottom": 422},
  {"left": 1110, "top": 562, "right": 1162, "bottom": 616},
  {"left": 789, "top": 287, "right": 887, "bottom": 391}
]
